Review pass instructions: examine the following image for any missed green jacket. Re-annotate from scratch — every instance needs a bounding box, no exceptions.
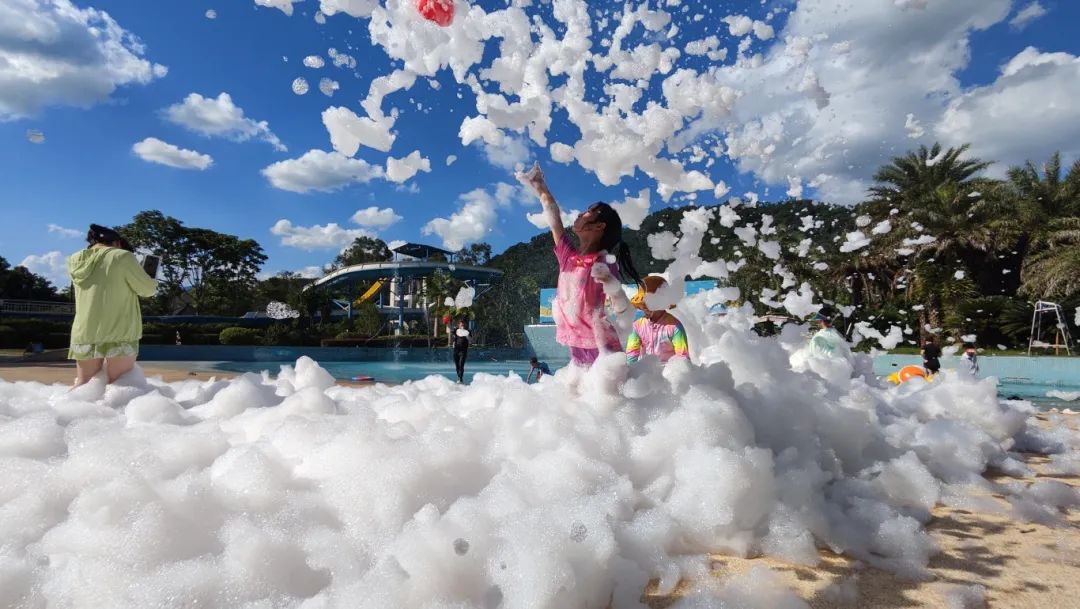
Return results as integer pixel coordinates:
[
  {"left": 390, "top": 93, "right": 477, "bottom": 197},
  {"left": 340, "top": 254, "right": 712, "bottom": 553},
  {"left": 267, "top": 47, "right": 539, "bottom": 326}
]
[{"left": 67, "top": 246, "right": 158, "bottom": 345}]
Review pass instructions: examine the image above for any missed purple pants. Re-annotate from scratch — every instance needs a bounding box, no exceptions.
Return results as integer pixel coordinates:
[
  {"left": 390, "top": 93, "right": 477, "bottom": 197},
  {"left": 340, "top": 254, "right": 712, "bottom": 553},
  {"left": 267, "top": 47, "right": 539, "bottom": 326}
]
[{"left": 570, "top": 347, "right": 600, "bottom": 366}]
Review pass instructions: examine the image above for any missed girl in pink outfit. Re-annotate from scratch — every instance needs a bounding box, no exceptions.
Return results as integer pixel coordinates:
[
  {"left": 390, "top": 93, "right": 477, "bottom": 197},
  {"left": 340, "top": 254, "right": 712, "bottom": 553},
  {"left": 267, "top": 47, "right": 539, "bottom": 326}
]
[{"left": 521, "top": 164, "right": 643, "bottom": 366}]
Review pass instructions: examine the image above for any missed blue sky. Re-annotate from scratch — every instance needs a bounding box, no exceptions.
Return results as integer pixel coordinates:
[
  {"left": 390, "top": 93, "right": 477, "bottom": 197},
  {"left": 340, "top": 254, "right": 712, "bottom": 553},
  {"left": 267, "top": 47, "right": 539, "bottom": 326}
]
[{"left": 2, "top": 0, "right": 1078, "bottom": 286}]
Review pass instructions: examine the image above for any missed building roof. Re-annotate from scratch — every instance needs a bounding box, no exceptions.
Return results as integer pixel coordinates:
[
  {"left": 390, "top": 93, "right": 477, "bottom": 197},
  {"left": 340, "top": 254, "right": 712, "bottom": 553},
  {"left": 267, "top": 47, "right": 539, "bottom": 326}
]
[
  {"left": 391, "top": 242, "right": 453, "bottom": 260},
  {"left": 304, "top": 260, "right": 502, "bottom": 291}
]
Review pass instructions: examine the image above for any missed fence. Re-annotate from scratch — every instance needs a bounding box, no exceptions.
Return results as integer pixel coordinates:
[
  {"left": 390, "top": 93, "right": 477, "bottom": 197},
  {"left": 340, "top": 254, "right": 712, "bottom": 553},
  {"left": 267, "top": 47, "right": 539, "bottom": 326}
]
[{"left": 0, "top": 299, "right": 74, "bottom": 316}]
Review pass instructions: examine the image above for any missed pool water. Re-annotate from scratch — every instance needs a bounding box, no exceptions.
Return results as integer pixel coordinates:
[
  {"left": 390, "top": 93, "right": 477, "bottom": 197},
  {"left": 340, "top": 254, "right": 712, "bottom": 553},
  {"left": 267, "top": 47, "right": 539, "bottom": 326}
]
[
  {"left": 209, "top": 359, "right": 564, "bottom": 385},
  {"left": 191, "top": 359, "right": 1080, "bottom": 409}
]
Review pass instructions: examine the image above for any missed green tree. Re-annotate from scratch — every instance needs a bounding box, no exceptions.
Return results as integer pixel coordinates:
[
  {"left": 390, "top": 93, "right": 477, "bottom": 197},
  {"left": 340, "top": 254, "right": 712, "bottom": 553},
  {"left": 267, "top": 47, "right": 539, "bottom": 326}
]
[
  {"left": 119, "top": 211, "right": 267, "bottom": 315},
  {"left": 333, "top": 236, "right": 392, "bottom": 268},
  {"left": 1020, "top": 220, "right": 1080, "bottom": 300},
  {"left": 0, "top": 256, "right": 61, "bottom": 300},
  {"left": 456, "top": 242, "right": 492, "bottom": 265},
  {"left": 869, "top": 143, "right": 992, "bottom": 204},
  {"left": 1002, "top": 153, "right": 1080, "bottom": 300},
  {"left": 254, "top": 271, "right": 312, "bottom": 313}
]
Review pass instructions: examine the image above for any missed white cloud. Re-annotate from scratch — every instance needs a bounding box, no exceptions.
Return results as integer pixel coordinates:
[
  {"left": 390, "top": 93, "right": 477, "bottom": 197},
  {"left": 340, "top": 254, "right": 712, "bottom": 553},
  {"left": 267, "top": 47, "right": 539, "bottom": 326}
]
[
  {"left": 254, "top": 0, "right": 300, "bottom": 16},
  {"left": 708, "top": 0, "right": 1014, "bottom": 203},
  {"left": 385, "top": 150, "right": 431, "bottom": 183},
  {"left": 526, "top": 208, "right": 580, "bottom": 230},
  {"left": 19, "top": 251, "right": 67, "bottom": 286},
  {"left": 1009, "top": 2, "right": 1047, "bottom": 29},
  {"left": 298, "top": 265, "right": 324, "bottom": 278},
  {"left": 261, "top": 150, "right": 384, "bottom": 193},
  {"left": 482, "top": 134, "right": 530, "bottom": 171},
  {"left": 270, "top": 220, "right": 372, "bottom": 251},
  {"left": 422, "top": 186, "right": 511, "bottom": 250},
  {"left": 47, "top": 224, "right": 81, "bottom": 239},
  {"left": 164, "top": 92, "right": 286, "bottom": 151},
  {"left": 0, "top": 0, "right": 166, "bottom": 120},
  {"left": 132, "top": 137, "right": 213, "bottom": 170},
  {"left": 610, "top": 189, "right": 651, "bottom": 230},
  {"left": 549, "top": 142, "right": 575, "bottom": 164},
  {"left": 351, "top": 206, "right": 402, "bottom": 228},
  {"left": 936, "top": 48, "right": 1080, "bottom": 176}
]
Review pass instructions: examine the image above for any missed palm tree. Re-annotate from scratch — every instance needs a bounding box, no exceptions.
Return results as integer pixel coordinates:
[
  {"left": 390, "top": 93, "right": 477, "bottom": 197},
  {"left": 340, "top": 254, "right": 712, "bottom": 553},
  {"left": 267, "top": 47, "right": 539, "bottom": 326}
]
[
  {"left": 876, "top": 180, "right": 993, "bottom": 336},
  {"left": 1005, "top": 153, "right": 1080, "bottom": 222},
  {"left": 1000, "top": 153, "right": 1080, "bottom": 300},
  {"left": 870, "top": 143, "right": 993, "bottom": 206},
  {"left": 1020, "top": 218, "right": 1080, "bottom": 300}
]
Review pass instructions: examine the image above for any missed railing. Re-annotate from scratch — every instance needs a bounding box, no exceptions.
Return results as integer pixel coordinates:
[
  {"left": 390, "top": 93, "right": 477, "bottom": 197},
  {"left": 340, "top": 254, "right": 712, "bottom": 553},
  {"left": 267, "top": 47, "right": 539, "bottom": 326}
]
[{"left": 0, "top": 299, "right": 75, "bottom": 315}]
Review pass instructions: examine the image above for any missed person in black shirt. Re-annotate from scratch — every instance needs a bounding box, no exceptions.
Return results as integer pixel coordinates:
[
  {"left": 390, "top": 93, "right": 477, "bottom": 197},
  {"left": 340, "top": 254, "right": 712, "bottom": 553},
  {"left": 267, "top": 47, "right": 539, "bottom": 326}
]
[
  {"left": 921, "top": 340, "right": 942, "bottom": 375},
  {"left": 453, "top": 320, "right": 470, "bottom": 383}
]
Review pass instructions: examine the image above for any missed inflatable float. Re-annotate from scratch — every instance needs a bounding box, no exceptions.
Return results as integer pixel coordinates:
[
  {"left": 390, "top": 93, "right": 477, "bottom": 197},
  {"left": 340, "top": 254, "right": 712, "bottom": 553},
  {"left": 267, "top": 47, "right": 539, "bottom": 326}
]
[{"left": 885, "top": 365, "right": 932, "bottom": 385}]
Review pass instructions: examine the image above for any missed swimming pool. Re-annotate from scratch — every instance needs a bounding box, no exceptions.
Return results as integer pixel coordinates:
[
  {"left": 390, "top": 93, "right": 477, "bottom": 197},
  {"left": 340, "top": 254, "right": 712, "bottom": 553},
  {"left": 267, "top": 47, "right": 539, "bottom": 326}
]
[
  {"left": 143, "top": 352, "right": 1080, "bottom": 408},
  {"left": 207, "top": 359, "right": 563, "bottom": 385}
]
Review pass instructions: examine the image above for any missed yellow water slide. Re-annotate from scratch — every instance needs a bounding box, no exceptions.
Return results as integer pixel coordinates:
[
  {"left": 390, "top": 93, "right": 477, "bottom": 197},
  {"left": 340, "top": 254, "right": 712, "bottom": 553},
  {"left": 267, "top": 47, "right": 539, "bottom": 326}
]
[{"left": 352, "top": 280, "right": 385, "bottom": 307}]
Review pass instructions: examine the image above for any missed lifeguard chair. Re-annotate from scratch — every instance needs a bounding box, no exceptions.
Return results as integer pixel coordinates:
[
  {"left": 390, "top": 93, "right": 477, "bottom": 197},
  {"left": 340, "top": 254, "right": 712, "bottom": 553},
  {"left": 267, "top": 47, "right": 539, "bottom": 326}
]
[{"left": 1027, "top": 301, "right": 1073, "bottom": 356}]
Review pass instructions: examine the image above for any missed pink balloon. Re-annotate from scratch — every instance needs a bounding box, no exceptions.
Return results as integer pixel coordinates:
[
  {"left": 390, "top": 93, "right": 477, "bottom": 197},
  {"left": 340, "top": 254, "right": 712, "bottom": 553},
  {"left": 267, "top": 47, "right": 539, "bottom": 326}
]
[{"left": 417, "top": 0, "right": 454, "bottom": 26}]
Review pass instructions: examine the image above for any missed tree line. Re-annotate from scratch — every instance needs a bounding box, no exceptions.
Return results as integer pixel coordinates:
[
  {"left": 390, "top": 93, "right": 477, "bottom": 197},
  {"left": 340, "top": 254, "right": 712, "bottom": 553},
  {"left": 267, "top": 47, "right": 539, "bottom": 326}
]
[{"left": 3, "top": 143, "right": 1077, "bottom": 350}]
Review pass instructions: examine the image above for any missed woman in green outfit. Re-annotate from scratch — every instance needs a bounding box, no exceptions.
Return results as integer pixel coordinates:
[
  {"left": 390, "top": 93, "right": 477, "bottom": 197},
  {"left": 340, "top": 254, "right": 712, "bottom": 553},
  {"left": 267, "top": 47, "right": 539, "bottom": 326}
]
[{"left": 67, "top": 225, "right": 158, "bottom": 386}]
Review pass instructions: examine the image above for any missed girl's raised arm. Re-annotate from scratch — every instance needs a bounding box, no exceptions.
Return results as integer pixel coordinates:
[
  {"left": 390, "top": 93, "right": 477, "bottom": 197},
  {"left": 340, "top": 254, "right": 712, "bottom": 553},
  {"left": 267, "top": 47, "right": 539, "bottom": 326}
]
[{"left": 519, "top": 163, "right": 565, "bottom": 244}]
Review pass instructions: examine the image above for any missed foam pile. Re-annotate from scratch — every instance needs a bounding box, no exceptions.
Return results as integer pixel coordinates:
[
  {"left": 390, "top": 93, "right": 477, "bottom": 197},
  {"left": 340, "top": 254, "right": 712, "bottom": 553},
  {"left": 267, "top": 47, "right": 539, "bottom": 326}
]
[{"left": 2, "top": 326, "right": 1078, "bottom": 608}]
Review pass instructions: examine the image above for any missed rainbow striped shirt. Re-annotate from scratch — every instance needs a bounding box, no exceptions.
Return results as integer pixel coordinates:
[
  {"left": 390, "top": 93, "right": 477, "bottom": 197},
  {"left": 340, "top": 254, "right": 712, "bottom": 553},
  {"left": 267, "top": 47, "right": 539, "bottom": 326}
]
[{"left": 626, "top": 313, "right": 689, "bottom": 364}]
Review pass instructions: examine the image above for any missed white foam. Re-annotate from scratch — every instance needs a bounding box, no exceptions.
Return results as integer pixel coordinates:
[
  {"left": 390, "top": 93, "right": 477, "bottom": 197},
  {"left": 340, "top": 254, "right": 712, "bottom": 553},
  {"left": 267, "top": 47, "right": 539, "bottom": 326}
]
[{"left": 2, "top": 328, "right": 1073, "bottom": 607}]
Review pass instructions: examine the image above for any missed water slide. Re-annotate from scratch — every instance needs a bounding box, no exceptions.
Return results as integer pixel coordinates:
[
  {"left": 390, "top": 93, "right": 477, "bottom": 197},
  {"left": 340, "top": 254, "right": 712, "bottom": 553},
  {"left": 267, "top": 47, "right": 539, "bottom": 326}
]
[{"left": 352, "top": 280, "right": 385, "bottom": 307}]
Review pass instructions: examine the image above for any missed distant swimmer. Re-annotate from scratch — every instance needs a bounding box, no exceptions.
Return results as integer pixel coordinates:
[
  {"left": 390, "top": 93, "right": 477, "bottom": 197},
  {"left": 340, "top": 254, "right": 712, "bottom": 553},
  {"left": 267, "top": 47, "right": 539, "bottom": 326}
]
[
  {"left": 807, "top": 308, "right": 851, "bottom": 360},
  {"left": 921, "top": 340, "right": 942, "bottom": 375},
  {"left": 453, "top": 319, "right": 470, "bottom": 383},
  {"left": 528, "top": 357, "right": 552, "bottom": 382}
]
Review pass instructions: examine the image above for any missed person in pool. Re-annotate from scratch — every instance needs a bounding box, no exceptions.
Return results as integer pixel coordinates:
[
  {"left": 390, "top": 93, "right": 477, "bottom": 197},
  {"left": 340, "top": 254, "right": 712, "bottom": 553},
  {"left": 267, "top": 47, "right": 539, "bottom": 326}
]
[
  {"left": 67, "top": 224, "right": 158, "bottom": 387},
  {"left": 807, "top": 308, "right": 849, "bottom": 358},
  {"left": 921, "top": 339, "right": 942, "bottom": 375},
  {"left": 527, "top": 356, "right": 553, "bottom": 382},
  {"left": 961, "top": 342, "right": 979, "bottom": 375},
  {"left": 453, "top": 319, "right": 470, "bottom": 383}
]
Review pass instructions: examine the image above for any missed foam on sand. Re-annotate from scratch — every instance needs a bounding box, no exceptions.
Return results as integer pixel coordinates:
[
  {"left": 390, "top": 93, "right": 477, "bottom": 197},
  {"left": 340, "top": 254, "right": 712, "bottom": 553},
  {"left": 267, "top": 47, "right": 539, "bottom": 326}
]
[{"left": 2, "top": 317, "right": 1079, "bottom": 608}]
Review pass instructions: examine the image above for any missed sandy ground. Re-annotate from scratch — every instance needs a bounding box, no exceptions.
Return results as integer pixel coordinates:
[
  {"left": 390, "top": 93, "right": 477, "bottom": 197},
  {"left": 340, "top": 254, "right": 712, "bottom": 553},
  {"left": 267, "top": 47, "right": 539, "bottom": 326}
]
[
  {"left": 643, "top": 413, "right": 1080, "bottom": 609},
  {"left": 2, "top": 364, "right": 1077, "bottom": 608},
  {"left": 0, "top": 362, "right": 376, "bottom": 387},
  {"left": 0, "top": 361, "right": 234, "bottom": 384}
]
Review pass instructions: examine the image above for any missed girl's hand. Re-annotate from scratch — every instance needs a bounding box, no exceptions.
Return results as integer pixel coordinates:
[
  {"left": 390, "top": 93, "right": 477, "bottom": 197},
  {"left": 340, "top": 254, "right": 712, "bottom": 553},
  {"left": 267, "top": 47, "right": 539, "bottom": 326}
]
[
  {"left": 518, "top": 162, "right": 549, "bottom": 198},
  {"left": 591, "top": 263, "right": 623, "bottom": 296}
]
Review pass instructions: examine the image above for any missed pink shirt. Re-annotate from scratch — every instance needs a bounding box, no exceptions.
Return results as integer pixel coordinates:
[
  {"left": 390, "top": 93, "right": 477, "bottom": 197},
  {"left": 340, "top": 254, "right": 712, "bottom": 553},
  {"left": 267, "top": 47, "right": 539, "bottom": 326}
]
[{"left": 553, "top": 233, "right": 622, "bottom": 350}]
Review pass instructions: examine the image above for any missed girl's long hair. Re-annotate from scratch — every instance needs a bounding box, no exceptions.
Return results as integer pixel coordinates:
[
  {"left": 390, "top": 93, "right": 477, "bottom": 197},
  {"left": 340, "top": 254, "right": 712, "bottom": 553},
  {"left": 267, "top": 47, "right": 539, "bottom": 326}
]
[{"left": 589, "top": 202, "right": 643, "bottom": 288}]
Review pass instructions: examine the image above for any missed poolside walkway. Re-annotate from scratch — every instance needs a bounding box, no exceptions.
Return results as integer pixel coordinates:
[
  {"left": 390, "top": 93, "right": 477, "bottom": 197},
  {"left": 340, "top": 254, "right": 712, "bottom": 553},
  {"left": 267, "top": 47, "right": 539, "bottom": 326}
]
[
  {"left": 0, "top": 361, "right": 235, "bottom": 384},
  {"left": 0, "top": 362, "right": 384, "bottom": 387}
]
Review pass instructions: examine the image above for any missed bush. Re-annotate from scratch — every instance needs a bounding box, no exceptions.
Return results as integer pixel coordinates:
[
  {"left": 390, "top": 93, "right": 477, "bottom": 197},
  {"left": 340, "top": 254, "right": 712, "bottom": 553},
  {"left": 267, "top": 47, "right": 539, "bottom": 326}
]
[
  {"left": 44, "top": 333, "right": 70, "bottom": 349},
  {"left": 0, "top": 325, "right": 16, "bottom": 348},
  {"left": 320, "top": 334, "right": 431, "bottom": 348},
  {"left": 218, "top": 327, "right": 264, "bottom": 346},
  {"left": 0, "top": 319, "right": 70, "bottom": 346},
  {"left": 263, "top": 321, "right": 321, "bottom": 346}
]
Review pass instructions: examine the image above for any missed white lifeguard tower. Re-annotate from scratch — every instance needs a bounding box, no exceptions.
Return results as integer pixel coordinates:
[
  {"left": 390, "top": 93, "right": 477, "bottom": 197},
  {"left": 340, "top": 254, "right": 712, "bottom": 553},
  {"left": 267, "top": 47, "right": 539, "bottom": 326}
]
[{"left": 1027, "top": 301, "right": 1074, "bottom": 356}]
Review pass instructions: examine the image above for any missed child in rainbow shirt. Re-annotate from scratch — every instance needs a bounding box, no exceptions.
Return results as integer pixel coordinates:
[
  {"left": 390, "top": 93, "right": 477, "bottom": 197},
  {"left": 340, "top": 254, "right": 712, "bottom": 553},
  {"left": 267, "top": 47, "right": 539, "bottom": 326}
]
[{"left": 626, "top": 275, "right": 689, "bottom": 364}]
